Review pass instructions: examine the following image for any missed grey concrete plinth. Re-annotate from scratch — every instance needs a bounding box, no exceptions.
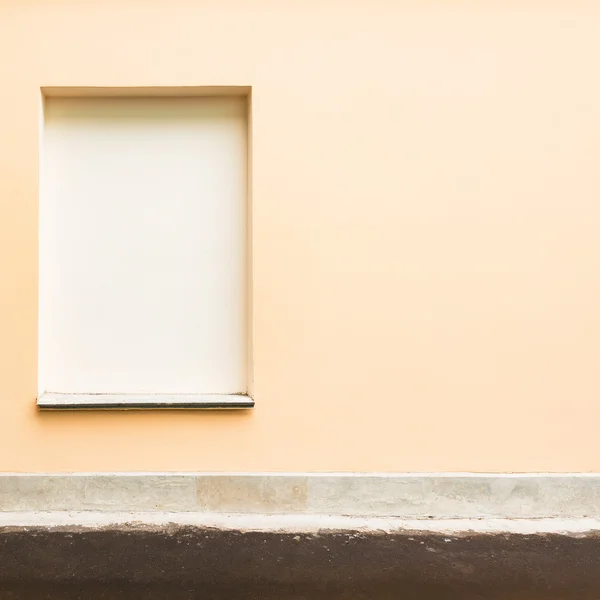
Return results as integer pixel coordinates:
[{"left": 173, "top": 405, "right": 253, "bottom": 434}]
[
  {"left": 1, "top": 517, "right": 600, "bottom": 599},
  {"left": 4, "top": 472, "right": 600, "bottom": 518},
  {"left": 2, "top": 472, "right": 600, "bottom": 598}
]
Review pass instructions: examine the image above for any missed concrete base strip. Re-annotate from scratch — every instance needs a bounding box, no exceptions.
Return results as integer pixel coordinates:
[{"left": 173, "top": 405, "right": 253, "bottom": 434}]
[
  {"left": 2, "top": 472, "right": 600, "bottom": 518},
  {"left": 1, "top": 511, "right": 600, "bottom": 535}
]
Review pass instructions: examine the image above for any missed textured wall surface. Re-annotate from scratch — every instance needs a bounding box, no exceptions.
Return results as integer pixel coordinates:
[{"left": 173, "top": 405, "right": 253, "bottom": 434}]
[{"left": 1, "top": 0, "right": 600, "bottom": 471}]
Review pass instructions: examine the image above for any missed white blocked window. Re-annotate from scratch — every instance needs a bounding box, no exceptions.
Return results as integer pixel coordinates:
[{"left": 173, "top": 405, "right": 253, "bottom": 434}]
[{"left": 38, "top": 93, "right": 251, "bottom": 409}]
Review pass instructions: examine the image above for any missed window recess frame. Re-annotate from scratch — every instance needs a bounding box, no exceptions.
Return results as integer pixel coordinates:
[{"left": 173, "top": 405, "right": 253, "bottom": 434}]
[{"left": 37, "top": 86, "right": 254, "bottom": 411}]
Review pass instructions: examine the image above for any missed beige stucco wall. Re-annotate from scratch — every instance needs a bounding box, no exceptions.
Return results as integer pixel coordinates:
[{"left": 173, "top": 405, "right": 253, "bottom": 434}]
[{"left": 1, "top": 0, "right": 600, "bottom": 472}]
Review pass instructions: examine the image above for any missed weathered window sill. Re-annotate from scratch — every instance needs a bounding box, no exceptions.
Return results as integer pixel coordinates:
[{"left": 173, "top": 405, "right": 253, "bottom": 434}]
[{"left": 37, "top": 393, "right": 254, "bottom": 410}]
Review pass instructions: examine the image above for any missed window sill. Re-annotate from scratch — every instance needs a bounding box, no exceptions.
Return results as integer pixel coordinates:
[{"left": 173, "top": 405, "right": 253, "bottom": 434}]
[{"left": 37, "top": 393, "right": 254, "bottom": 410}]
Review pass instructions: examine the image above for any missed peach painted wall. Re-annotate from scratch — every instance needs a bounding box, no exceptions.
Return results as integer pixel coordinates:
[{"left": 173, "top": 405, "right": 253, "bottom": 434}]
[{"left": 1, "top": 0, "right": 600, "bottom": 472}]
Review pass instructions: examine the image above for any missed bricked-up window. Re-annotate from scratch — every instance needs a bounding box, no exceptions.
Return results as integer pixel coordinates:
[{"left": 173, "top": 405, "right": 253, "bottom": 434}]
[{"left": 38, "top": 94, "right": 252, "bottom": 409}]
